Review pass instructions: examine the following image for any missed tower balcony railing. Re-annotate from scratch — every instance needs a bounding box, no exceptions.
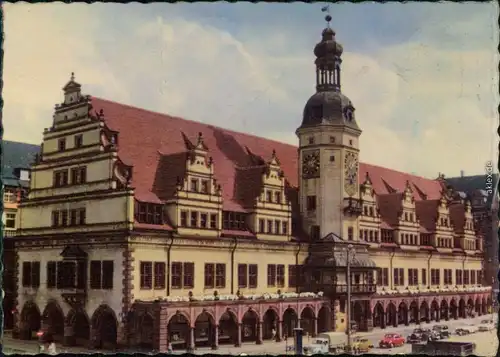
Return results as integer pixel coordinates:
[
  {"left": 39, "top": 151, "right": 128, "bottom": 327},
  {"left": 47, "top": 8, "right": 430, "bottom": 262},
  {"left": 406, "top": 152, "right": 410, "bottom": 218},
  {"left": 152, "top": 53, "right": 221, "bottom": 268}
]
[{"left": 343, "top": 197, "right": 363, "bottom": 216}]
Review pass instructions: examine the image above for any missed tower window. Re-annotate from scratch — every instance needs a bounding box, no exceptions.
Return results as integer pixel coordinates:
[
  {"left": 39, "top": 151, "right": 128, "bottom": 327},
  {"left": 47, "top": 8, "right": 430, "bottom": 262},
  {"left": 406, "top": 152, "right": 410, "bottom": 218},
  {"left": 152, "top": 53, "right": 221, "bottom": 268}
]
[
  {"left": 308, "top": 136, "right": 315, "bottom": 145},
  {"left": 349, "top": 140, "right": 353, "bottom": 146},
  {"left": 330, "top": 155, "right": 335, "bottom": 162},
  {"left": 306, "top": 196, "right": 317, "bottom": 211},
  {"left": 58, "top": 138, "right": 66, "bottom": 151},
  {"left": 330, "top": 136, "right": 336, "bottom": 143}
]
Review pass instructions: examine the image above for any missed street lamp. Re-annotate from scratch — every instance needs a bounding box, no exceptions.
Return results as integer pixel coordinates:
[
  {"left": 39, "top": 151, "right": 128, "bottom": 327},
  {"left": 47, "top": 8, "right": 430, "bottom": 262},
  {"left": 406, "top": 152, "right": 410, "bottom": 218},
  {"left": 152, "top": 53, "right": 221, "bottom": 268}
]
[{"left": 345, "top": 244, "right": 355, "bottom": 352}]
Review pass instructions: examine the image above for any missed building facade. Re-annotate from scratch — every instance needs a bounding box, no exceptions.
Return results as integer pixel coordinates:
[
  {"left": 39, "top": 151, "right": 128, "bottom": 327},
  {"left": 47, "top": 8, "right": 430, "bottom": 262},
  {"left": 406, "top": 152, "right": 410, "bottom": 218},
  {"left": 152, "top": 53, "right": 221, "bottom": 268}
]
[
  {"left": 2, "top": 140, "right": 39, "bottom": 330},
  {"left": 12, "top": 24, "right": 491, "bottom": 352}
]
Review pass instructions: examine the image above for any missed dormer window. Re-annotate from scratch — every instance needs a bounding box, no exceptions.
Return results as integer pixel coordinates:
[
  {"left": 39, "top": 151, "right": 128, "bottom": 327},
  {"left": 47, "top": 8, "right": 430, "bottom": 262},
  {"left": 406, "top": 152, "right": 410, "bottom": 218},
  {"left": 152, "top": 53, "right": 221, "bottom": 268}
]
[
  {"left": 58, "top": 138, "right": 66, "bottom": 152},
  {"left": 201, "top": 180, "right": 209, "bottom": 194},
  {"left": 369, "top": 207, "right": 374, "bottom": 216},
  {"left": 274, "top": 191, "right": 282, "bottom": 204},
  {"left": 110, "top": 134, "right": 118, "bottom": 145},
  {"left": 404, "top": 212, "right": 408, "bottom": 221},
  {"left": 266, "top": 191, "right": 272, "bottom": 202},
  {"left": 190, "top": 178, "right": 199, "bottom": 192},
  {"left": 349, "top": 139, "right": 353, "bottom": 146}
]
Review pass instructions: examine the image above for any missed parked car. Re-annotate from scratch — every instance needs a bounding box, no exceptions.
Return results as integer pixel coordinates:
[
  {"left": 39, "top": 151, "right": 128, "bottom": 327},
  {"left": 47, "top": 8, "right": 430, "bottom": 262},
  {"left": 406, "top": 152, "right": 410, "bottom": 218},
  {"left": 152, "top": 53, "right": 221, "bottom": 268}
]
[
  {"left": 379, "top": 333, "right": 405, "bottom": 348},
  {"left": 352, "top": 337, "right": 373, "bottom": 353},
  {"left": 455, "top": 324, "right": 478, "bottom": 335},
  {"left": 432, "top": 325, "right": 450, "bottom": 339},
  {"left": 406, "top": 332, "right": 426, "bottom": 344},
  {"left": 478, "top": 321, "right": 495, "bottom": 332}
]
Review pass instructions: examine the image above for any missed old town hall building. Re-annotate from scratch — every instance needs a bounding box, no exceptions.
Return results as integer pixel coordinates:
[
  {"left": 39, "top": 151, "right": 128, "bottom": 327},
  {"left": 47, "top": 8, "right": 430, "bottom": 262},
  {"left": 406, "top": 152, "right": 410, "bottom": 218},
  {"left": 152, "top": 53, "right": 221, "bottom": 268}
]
[{"left": 10, "top": 21, "right": 491, "bottom": 352}]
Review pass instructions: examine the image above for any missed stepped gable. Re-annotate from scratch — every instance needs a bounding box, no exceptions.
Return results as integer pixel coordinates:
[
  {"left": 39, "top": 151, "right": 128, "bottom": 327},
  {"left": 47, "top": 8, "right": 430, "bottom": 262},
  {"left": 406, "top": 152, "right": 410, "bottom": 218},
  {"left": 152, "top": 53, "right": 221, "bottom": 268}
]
[{"left": 90, "top": 97, "right": 449, "bottom": 221}]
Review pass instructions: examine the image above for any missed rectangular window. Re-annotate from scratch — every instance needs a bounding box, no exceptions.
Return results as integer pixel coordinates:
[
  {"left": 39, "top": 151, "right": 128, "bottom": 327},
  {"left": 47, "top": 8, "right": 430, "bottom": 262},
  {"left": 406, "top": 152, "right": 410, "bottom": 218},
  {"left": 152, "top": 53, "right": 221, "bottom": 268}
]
[
  {"left": 200, "top": 213, "right": 208, "bottom": 228},
  {"left": 183, "top": 262, "right": 194, "bottom": 288},
  {"left": 171, "top": 262, "right": 182, "bottom": 289},
  {"left": 154, "top": 262, "right": 166, "bottom": 289},
  {"left": 204, "top": 263, "right": 215, "bottom": 288},
  {"left": 266, "top": 191, "right": 272, "bottom": 202},
  {"left": 276, "top": 264, "right": 285, "bottom": 287},
  {"left": 249, "top": 264, "right": 258, "bottom": 288},
  {"left": 78, "top": 208, "right": 86, "bottom": 225},
  {"left": 408, "top": 269, "right": 418, "bottom": 286},
  {"left": 267, "top": 264, "right": 276, "bottom": 287},
  {"left": 71, "top": 167, "right": 87, "bottom": 185},
  {"left": 190, "top": 211, "right": 198, "bottom": 227},
  {"left": 306, "top": 196, "right": 317, "bottom": 211},
  {"left": 274, "top": 220, "right": 280, "bottom": 234},
  {"left": 74, "top": 134, "right": 83, "bottom": 148},
  {"left": 267, "top": 220, "right": 273, "bottom": 233},
  {"left": 215, "top": 263, "right": 226, "bottom": 288},
  {"left": 180, "top": 211, "right": 188, "bottom": 227},
  {"left": 394, "top": 268, "right": 404, "bottom": 286},
  {"left": 288, "top": 265, "right": 298, "bottom": 288},
  {"left": 190, "top": 178, "right": 199, "bottom": 192},
  {"left": 51, "top": 210, "right": 60, "bottom": 227},
  {"left": 275, "top": 191, "right": 282, "bottom": 204},
  {"left": 259, "top": 219, "right": 265, "bottom": 233},
  {"left": 201, "top": 180, "right": 209, "bottom": 193},
  {"left": 102, "top": 260, "right": 114, "bottom": 289},
  {"left": 238, "top": 264, "right": 248, "bottom": 288},
  {"left": 22, "top": 261, "right": 40, "bottom": 288},
  {"left": 422, "top": 269, "right": 427, "bottom": 286},
  {"left": 348, "top": 227, "right": 354, "bottom": 241},
  {"left": 53, "top": 169, "right": 69, "bottom": 187},
  {"left": 282, "top": 221, "right": 288, "bottom": 235},
  {"left": 58, "top": 138, "right": 66, "bottom": 151},
  {"left": 5, "top": 213, "right": 16, "bottom": 228},
  {"left": 70, "top": 209, "right": 77, "bottom": 226},
  {"left": 456, "top": 269, "right": 463, "bottom": 285},
  {"left": 140, "top": 262, "right": 153, "bottom": 289},
  {"left": 463, "top": 270, "right": 470, "bottom": 285},
  {"left": 222, "top": 211, "right": 247, "bottom": 231},
  {"left": 3, "top": 189, "right": 16, "bottom": 203},
  {"left": 477, "top": 270, "right": 482, "bottom": 285},
  {"left": 382, "top": 268, "right": 389, "bottom": 286},
  {"left": 210, "top": 214, "right": 217, "bottom": 229},
  {"left": 47, "top": 261, "right": 57, "bottom": 288},
  {"left": 376, "top": 268, "right": 382, "bottom": 286},
  {"left": 90, "top": 261, "right": 102, "bottom": 289}
]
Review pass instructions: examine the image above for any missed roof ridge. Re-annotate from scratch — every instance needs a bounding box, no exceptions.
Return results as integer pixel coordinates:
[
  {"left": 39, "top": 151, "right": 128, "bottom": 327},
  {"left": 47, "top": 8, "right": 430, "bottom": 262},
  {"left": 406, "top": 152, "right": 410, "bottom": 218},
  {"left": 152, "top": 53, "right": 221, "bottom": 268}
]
[{"left": 91, "top": 96, "right": 299, "bottom": 151}]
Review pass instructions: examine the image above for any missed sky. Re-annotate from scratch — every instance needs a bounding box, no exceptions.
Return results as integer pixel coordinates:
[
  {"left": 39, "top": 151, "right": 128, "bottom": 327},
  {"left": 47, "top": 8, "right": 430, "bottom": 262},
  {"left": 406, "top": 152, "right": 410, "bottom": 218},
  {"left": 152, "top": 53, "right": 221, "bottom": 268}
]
[{"left": 2, "top": 2, "right": 499, "bottom": 179}]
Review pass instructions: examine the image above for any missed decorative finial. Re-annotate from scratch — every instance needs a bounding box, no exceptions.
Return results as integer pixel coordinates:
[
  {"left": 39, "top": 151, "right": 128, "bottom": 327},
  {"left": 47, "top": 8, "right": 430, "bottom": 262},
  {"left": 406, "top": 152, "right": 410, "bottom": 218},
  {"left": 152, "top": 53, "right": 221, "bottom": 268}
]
[
  {"left": 71, "top": 72, "right": 75, "bottom": 81},
  {"left": 321, "top": 5, "right": 331, "bottom": 26}
]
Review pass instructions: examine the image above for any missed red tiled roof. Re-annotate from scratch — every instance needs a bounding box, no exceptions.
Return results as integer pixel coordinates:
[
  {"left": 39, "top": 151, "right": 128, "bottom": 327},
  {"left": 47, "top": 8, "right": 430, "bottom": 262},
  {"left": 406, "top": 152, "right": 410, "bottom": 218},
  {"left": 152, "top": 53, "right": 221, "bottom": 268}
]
[
  {"left": 90, "top": 97, "right": 447, "bottom": 218},
  {"left": 449, "top": 202, "right": 466, "bottom": 233},
  {"left": 415, "top": 200, "right": 439, "bottom": 232}
]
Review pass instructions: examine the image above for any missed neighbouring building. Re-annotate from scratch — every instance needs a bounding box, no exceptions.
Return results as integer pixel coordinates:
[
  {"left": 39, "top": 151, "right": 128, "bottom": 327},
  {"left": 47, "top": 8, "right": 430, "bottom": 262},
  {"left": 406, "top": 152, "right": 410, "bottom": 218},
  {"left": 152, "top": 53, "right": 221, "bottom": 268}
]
[
  {"left": 2, "top": 140, "right": 39, "bottom": 330},
  {"left": 12, "top": 22, "right": 491, "bottom": 352},
  {"left": 445, "top": 173, "right": 500, "bottom": 293}
]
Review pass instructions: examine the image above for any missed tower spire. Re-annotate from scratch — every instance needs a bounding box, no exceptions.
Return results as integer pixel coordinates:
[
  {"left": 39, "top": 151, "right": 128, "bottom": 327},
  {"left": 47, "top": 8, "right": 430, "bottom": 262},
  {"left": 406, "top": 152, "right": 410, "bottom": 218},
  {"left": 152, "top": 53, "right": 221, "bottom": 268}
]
[{"left": 321, "top": 5, "right": 332, "bottom": 27}]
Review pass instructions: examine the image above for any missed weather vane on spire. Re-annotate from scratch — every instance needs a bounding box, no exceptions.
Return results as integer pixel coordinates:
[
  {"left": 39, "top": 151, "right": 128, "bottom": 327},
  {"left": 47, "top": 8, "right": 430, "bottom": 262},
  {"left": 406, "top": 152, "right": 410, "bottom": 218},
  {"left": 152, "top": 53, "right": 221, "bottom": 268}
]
[
  {"left": 321, "top": 5, "right": 332, "bottom": 27},
  {"left": 71, "top": 72, "right": 75, "bottom": 81}
]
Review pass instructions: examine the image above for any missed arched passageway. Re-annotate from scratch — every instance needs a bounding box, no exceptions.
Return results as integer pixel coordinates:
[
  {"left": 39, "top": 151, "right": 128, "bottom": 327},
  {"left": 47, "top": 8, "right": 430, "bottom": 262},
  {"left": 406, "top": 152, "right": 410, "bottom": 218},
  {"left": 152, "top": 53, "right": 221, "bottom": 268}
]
[
  {"left": 282, "top": 308, "right": 298, "bottom": 338},
  {"left": 352, "top": 301, "right": 364, "bottom": 330},
  {"left": 430, "top": 300, "right": 440, "bottom": 322},
  {"left": 20, "top": 301, "right": 41, "bottom": 340},
  {"left": 440, "top": 300, "right": 449, "bottom": 321},
  {"left": 458, "top": 299, "right": 466, "bottom": 319},
  {"left": 409, "top": 301, "right": 418, "bottom": 324},
  {"left": 317, "top": 306, "right": 331, "bottom": 333},
  {"left": 91, "top": 305, "right": 118, "bottom": 349},
  {"left": 262, "top": 309, "right": 279, "bottom": 340},
  {"left": 3, "top": 295, "right": 15, "bottom": 330},
  {"left": 373, "top": 303, "right": 385, "bottom": 329},
  {"left": 241, "top": 310, "right": 259, "bottom": 343},
  {"left": 419, "top": 301, "right": 429, "bottom": 323},
  {"left": 475, "top": 298, "right": 482, "bottom": 316},
  {"left": 219, "top": 311, "right": 238, "bottom": 345},
  {"left": 66, "top": 309, "right": 90, "bottom": 347},
  {"left": 168, "top": 313, "right": 190, "bottom": 350},
  {"left": 386, "top": 303, "right": 397, "bottom": 328},
  {"left": 300, "top": 307, "right": 316, "bottom": 337},
  {"left": 138, "top": 314, "right": 154, "bottom": 349},
  {"left": 467, "top": 299, "right": 474, "bottom": 317},
  {"left": 42, "top": 302, "right": 65, "bottom": 343},
  {"left": 194, "top": 311, "right": 216, "bottom": 348},
  {"left": 397, "top": 302, "right": 408, "bottom": 326},
  {"left": 450, "top": 299, "right": 458, "bottom": 320}
]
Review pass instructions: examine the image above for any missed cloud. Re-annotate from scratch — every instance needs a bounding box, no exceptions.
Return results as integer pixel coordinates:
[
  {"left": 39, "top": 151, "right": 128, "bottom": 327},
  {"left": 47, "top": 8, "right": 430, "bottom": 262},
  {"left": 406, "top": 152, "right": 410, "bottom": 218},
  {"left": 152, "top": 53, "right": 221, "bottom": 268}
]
[{"left": 2, "top": 3, "right": 497, "bottom": 180}]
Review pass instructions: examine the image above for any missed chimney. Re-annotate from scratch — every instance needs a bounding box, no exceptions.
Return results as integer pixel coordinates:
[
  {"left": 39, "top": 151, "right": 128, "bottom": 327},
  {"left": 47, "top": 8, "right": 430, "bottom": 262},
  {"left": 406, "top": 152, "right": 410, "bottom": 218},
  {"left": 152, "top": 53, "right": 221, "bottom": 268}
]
[{"left": 460, "top": 170, "right": 464, "bottom": 177}]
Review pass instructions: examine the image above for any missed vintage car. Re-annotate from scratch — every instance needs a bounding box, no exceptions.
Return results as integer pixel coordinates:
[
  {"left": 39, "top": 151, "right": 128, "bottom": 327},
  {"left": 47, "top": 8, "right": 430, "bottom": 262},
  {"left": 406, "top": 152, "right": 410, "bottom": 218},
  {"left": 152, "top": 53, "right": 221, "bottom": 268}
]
[
  {"left": 406, "top": 332, "right": 426, "bottom": 344},
  {"left": 478, "top": 321, "right": 495, "bottom": 332},
  {"left": 432, "top": 325, "right": 450, "bottom": 339},
  {"left": 352, "top": 337, "right": 374, "bottom": 353},
  {"left": 379, "top": 333, "right": 405, "bottom": 348},
  {"left": 455, "top": 324, "right": 478, "bottom": 335}
]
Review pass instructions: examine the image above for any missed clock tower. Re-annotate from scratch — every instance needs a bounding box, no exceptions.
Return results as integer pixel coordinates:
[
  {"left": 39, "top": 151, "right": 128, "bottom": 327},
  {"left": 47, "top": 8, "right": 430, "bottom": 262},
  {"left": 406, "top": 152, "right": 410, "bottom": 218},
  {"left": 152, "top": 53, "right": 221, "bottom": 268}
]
[{"left": 296, "top": 17, "right": 362, "bottom": 240}]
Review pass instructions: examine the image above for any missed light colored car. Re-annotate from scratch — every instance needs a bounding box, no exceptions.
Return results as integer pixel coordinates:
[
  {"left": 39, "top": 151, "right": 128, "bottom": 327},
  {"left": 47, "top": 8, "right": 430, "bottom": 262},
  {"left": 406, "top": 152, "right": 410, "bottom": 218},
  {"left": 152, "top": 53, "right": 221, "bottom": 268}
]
[
  {"left": 455, "top": 324, "right": 478, "bottom": 335},
  {"left": 478, "top": 322, "right": 495, "bottom": 331}
]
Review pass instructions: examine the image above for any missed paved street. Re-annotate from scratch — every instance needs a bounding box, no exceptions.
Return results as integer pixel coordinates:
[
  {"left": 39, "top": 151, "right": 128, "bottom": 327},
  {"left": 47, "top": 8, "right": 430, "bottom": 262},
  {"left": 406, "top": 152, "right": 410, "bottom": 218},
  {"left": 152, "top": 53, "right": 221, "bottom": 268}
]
[{"left": 2, "top": 314, "right": 497, "bottom": 355}]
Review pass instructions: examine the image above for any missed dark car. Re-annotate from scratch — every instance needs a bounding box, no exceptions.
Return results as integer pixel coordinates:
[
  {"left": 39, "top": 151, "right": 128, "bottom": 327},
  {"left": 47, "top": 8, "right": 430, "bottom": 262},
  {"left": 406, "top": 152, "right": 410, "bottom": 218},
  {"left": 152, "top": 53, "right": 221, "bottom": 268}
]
[
  {"left": 406, "top": 332, "right": 425, "bottom": 344},
  {"left": 413, "top": 328, "right": 440, "bottom": 342},
  {"left": 433, "top": 325, "right": 450, "bottom": 339}
]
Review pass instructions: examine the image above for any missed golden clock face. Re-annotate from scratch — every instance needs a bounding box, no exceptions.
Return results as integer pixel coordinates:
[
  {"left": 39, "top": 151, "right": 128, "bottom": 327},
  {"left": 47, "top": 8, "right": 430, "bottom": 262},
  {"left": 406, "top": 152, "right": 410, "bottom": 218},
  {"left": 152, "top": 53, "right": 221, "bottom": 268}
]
[
  {"left": 344, "top": 152, "right": 358, "bottom": 196},
  {"left": 302, "top": 150, "right": 320, "bottom": 178}
]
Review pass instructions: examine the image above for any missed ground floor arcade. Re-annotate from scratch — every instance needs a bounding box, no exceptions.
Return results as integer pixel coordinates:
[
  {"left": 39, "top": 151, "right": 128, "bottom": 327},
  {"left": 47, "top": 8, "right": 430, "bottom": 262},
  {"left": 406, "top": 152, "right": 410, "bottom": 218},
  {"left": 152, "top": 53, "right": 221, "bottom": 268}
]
[{"left": 370, "top": 293, "right": 492, "bottom": 329}]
